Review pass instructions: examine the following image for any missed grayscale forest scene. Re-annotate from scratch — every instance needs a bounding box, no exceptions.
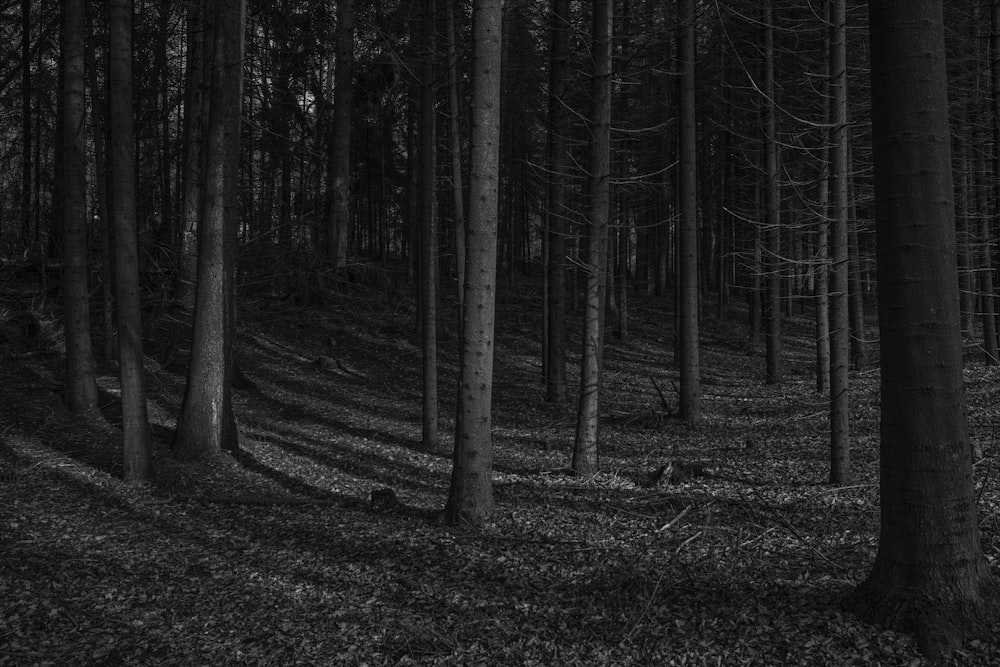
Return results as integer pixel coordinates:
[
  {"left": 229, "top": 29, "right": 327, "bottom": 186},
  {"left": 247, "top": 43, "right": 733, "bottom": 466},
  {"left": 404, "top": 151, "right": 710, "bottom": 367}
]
[{"left": 3, "top": 0, "right": 1000, "bottom": 664}]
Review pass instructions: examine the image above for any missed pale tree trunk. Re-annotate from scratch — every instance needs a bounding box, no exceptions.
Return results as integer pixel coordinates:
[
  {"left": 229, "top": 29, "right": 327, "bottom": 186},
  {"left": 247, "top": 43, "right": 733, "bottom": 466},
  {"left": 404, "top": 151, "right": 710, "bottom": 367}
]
[
  {"left": 174, "top": 0, "right": 244, "bottom": 460},
  {"left": 845, "top": 0, "right": 994, "bottom": 658},
  {"left": 61, "top": 0, "right": 99, "bottom": 415},
  {"left": 677, "top": 0, "right": 700, "bottom": 423},
  {"left": 572, "top": 0, "right": 612, "bottom": 475},
  {"left": 763, "top": 1, "right": 782, "bottom": 384},
  {"left": 174, "top": 0, "right": 208, "bottom": 311},
  {"left": 814, "top": 9, "right": 831, "bottom": 396},
  {"left": 326, "top": 0, "right": 353, "bottom": 267},
  {"left": 444, "top": 0, "right": 502, "bottom": 526},
  {"left": 109, "top": 0, "right": 152, "bottom": 482},
  {"left": 828, "top": 0, "right": 850, "bottom": 484},
  {"left": 544, "top": 0, "right": 570, "bottom": 404},
  {"left": 419, "top": 0, "right": 438, "bottom": 449}
]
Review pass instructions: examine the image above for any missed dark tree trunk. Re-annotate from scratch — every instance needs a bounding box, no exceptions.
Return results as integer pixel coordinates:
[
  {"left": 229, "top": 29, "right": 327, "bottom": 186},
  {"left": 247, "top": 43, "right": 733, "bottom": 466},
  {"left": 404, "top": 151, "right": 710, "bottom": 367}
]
[
  {"left": 419, "top": 0, "right": 438, "bottom": 449},
  {"left": 109, "top": 0, "right": 153, "bottom": 482},
  {"left": 677, "top": 0, "right": 700, "bottom": 423},
  {"left": 61, "top": 0, "right": 99, "bottom": 415},
  {"left": 844, "top": 0, "right": 995, "bottom": 658},
  {"left": 326, "top": 0, "right": 353, "bottom": 267},
  {"left": 763, "top": 1, "right": 782, "bottom": 384},
  {"left": 445, "top": 0, "right": 502, "bottom": 526}
]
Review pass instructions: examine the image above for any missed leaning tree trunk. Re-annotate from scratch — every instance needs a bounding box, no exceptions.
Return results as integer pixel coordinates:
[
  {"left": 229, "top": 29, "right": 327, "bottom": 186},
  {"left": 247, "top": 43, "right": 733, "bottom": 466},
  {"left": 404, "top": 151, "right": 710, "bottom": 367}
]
[
  {"left": 444, "top": 0, "right": 502, "bottom": 526},
  {"left": 677, "top": 0, "right": 700, "bottom": 423},
  {"left": 61, "top": 0, "right": 99, "bottom": 415},
  {"left": 844, "top": 0, "right": 995, "bottom": 658},
  {"left": 572, "top": 0, "right": 612, "bottom": 475},
  {"left": 173, "top": 0, "right": 244, "bottom": 460},
  {"left": 109, "top": 0, "right": 153, "bottom": 481}
]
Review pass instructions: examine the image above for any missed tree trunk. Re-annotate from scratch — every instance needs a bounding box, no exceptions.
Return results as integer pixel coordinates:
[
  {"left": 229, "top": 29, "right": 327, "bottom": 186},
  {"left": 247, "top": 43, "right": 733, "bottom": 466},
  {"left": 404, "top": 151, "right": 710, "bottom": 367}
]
[
  {"left": 174, "top": 0, "right": 208, "bottom": 311},
  {"left": 763, "top": 1, "right": 782, "bottom": 384},
  {"left": 173, "top": 0, "right": 244, "bottom": 460},
  {"left": 419, "top": 0, "right": 439, "bottom": 449},
  {"left": 21, "top": 0, "right": 31, "bottom": 247},
  {"left": 844, "top": 1, "right": 995, "bottom": 658},
  {"left": 544, "top": 0, "right": 570, "bottom": 404},
  {"left": 572, "top": 0, "right": 612, "bottom": 475},
  {"left": 446, "top": 0, "right": 466, "bottom": 329},
  {"left": 444, "top": 0, "right": 502, "bottom": 526},
  {"left": 326, "top": 0, "right": 353, "bottom": 267},
  {"left": 61, "top": 0, "right": 99, "bottom": 416},
  {"left": 677, "top": 0, "right": 700, "bottom": 423},
  {"left": 828, "top": 0, "right": 851, "bottom": 484},
  {"left": 109, "top": 0, "right": 153, "bottom": 482}
]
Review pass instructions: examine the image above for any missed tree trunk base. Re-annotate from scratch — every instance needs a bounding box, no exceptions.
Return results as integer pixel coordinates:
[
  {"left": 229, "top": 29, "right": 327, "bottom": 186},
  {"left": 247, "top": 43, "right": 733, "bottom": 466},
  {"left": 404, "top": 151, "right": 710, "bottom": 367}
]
[{"left": 842, "top": 576, "right": 998, "bottom": 660}]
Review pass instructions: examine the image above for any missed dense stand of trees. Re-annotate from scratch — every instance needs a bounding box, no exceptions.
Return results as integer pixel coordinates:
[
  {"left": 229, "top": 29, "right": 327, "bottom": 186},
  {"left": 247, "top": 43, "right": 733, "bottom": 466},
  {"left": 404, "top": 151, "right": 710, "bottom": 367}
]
[{"left": 1, "top": 0, "right": 997, "bottom": 657}]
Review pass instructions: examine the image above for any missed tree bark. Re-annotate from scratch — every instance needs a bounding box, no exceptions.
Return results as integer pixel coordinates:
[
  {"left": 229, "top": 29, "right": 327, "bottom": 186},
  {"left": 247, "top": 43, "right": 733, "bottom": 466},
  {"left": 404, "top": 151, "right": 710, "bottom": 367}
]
[
  {"left": 572, "top": 0, "right": 612, "bottom": 475},
  {"left": 326, "top": 0, "right": 354, "bottom": 267},
  {"left": 763, "top": 1, "right": 782, "bottom": 384},
  {"left": 677, "top": 0, "right": 700, "bottom": 423},
  {"left": 21, "top": 0, "right": 31, "bottom": 247},
  {"left": 844, "top": 0, "right": 995, "bottom": 658},
  {"left": 544, "top": 0, "right": 570, "bottom": 404},
  {"left": 828, "top": 0, "right": 851, "bottom": 484},
  {"left": 61, "top": 0, "right": 100, "bottom": 416},
  {"left": 173, "top": 0, "right": 244, "bottom": 460},
  {"left": 109, "top": 0, "right": 153, "bottom": 482},
  {"left": 446, "top": 0, "right": 466, "bottom": 328},
  {"left": 419, "top": 0, "right": 439, "bottom": 449},
  {"left": 444, "top": 0, "right": 502, "bottom": 526}
]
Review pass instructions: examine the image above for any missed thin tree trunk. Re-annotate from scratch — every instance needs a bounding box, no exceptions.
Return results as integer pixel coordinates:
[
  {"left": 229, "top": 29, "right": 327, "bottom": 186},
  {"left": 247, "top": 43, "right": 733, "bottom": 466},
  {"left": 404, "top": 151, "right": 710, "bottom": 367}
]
[
  {"left": 677, "top": 0, "right": 700, "bottom": 423},
  {"left": 326, "top": 0, "right": 353, "bottom": 267},
  {"left": 61, "top": 0, "right": 99, "bottom": 415},
  {"left": 545, "top": 0, "right": 570, "bottom": 404},
  {"left": 572, "top": 0, "right": 612, "bottom": 475},
  {"left": 446, "top": 0, "right": 466, "bottom": 328},
  {"left": 829, "top": 0, "right": 851, "bottom": 484},
  {"left": 419, "top": 0, "right": 439, "bottom": 449},
  {"left": 109, "top": 0, "right": 153, "bottom": 482},
  {"left": 763, "top": 1, "right": 782, "bottom": 384},
  {"left": 845, "top": 0, "right": 994, "bottom": 657},
  {"left": 21, "top": 0, "right": 31, "bottom": 247},
  {"left": 444, "top": 0, "right": 502, "bottom": 526}
]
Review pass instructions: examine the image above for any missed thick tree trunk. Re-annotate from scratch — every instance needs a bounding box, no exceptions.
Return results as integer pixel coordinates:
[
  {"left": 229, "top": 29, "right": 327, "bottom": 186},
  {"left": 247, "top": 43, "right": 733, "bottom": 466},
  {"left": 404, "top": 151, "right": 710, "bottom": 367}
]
[
  {"left": 677, "top": 0, "right": 700, "bottom": 423},
  {"left": 572, "top": 0, "right": 612, "bottom": 475},
  {"left": 444, "top": 0, "right": 502, "bottom": 526},
  {"left": 763, "top": 1, "right": 782, "bottom": 384},
  {"left": 419, "top": 0, "right": 438, "bottom": 449},
  {"left": 174, "top": 0, "right": 244, "bottom": 460},
  {"left": 845, "top": 0, "right": 995, "bottom": 658},
  {"left": 109, "top": 0, "right": 153, "bottom": 482},
  {"left": 326, "top": 0, "right": 353, "bottom": 267},
  {"left": 446, "top": 0, "right": 466, "bottom": 327},
  {"left": 61, "top": 0, "right": 99, "bottom": 416},
  {"left": 828, "top": 0, "right": 851, "bottom": 484},
  {"left": 544, "top": 0, "right": 570, "bottom": 404}
]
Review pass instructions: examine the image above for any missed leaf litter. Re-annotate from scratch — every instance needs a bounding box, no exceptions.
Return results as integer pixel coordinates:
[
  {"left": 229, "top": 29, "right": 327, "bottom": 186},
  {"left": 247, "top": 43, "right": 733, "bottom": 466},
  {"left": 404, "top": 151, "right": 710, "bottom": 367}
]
[{"left": 2, "top": 282, "right": 1000, "bottom": 665}]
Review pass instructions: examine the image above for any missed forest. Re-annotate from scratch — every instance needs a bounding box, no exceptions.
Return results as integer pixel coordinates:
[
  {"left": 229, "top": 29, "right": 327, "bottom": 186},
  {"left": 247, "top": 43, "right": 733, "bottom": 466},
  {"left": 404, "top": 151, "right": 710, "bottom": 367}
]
[{"left": 2, "top": 0, "right": 1000, "bottom": 664}]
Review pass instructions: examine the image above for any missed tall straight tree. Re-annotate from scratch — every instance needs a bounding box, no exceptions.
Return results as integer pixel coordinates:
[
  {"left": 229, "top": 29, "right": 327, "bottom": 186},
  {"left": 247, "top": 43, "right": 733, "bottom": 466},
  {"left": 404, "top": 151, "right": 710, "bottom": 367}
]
[
  {"left": 21, "top": 0, "right": 31, "bottom": 245},
  {"left": 676, "top": 0, "right": 700, "bottom": 423},
  {"left": 444, "top": 0, "right": 502, "bottom": 526},
  {"left": 109, "top": 0, "right": 152, "bottom": 481},
  {"left": 173, "top": 0, "right": 245, "bottom": 460},
  {"left": 828, "top": 0, "right": 850, "bottom": 484},
  {"left": 61, "top": 0, "right": 99, "bottom": 415},
  {"left": 845, "top": 0, "right": 995, "bottom": 658},
  {"left": 544, "top": 0, "right": 570, "bottom": 404},
  {"left": 326, "top": 0, "right": 353, "bottom": 267},
  {"left": 762, "top": 0, "right": 782, "bottom": 384},
  {"left": 572, "top": 0, "right": 612, "bottom": 474},
  {"left": 445, "top": 0, "right": 465, "bottom": 328},
  {"left": 419, "top": 0, "right": 439, "bottom": 449}
]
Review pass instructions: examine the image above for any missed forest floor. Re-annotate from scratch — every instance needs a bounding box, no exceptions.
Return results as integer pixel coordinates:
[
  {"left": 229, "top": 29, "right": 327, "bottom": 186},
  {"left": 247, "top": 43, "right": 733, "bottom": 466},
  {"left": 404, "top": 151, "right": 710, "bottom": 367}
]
[{"left": 3, "top": 265, "right": 1000, "bottom": 666}]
